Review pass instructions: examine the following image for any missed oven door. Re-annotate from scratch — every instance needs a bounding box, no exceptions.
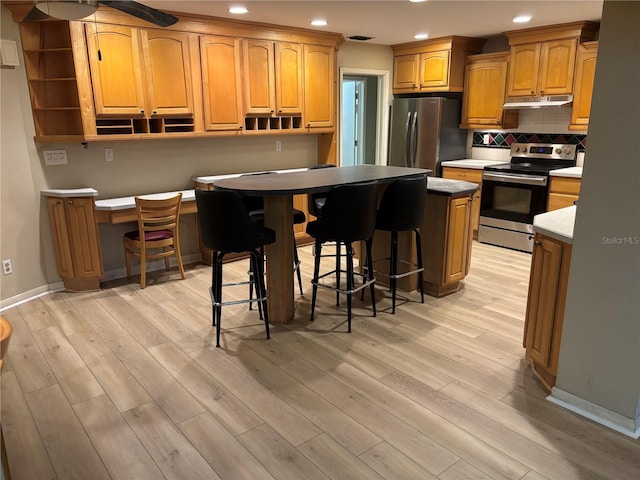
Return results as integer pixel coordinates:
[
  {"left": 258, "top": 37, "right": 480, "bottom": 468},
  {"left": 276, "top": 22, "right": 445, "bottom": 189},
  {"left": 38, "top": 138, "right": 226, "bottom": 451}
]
[
  {"left": 480, "top": 171, "right": 548, "bottom": 223},
  {"left": 478, "top": 171, "right": 549, "bottom": 252}
]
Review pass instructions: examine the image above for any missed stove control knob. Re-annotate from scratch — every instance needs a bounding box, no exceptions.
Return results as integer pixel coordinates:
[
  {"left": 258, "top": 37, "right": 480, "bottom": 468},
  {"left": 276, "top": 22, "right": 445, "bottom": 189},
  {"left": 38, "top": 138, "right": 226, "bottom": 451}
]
[
  {"left": 563, "top": 147, "right": 572, "bottom": 155},
  {"left": 555, "top": 148, "right": 563, "bottom": 154},
  {"left": 514, "top": 146, "right": 521, "bottom": 152}
]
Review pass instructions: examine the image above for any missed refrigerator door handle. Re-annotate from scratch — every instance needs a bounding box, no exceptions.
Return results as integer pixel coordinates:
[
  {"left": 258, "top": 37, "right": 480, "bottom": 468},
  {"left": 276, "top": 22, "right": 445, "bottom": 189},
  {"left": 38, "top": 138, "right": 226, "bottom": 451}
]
[
  {"left": 404, "top": 111, "right": 412, "bottom": 167},
  {"left": 410, "top": 111, "right": 419, "bottom": 168}
]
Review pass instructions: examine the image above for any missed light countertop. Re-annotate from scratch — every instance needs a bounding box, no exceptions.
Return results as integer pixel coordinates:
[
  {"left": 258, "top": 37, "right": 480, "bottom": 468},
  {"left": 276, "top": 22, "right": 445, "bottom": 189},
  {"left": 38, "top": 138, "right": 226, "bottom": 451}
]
[
  {"left": 94, "top": 190, "right": 195, "bottom": 211},
  {"left": 533, "top": 206, "right": 576, "bottom": 244},
  {"left": 550, "top": 166, "right": 583, "bottom": 178},
  {"left": 41, "top": 188, "right": 98, "bottom": 198},
  {"left": 440, "top": 159, "right": 507, "bottom": 169},
  {"left": 426, "top": 177, "right": 478, "bottom": 197}
]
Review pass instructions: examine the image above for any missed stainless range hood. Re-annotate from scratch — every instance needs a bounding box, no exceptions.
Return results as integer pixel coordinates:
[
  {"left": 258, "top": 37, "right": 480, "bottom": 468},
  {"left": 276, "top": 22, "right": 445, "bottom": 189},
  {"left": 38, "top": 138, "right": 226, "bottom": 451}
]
[{"left": 503, "top": 94, "right": 573, "bottom": 109}]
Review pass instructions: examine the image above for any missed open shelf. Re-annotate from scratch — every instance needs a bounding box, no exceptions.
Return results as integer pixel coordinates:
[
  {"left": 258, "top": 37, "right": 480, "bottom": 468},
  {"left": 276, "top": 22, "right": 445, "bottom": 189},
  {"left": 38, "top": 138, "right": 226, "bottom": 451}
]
[
  {"left": 20, "top": 20, "right": 83, "bottom": 138},
  {"left": 244, "top": 115, "right": 303, "bottom": 131}
]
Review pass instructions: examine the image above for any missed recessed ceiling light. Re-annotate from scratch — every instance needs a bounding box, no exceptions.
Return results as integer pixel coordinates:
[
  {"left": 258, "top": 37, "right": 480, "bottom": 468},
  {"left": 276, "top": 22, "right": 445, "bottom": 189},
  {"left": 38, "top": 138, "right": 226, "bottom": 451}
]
[
  {"left": 414, "top": 33, "right": 429, "bottom": 40},
  {"left": 513, "top": 15, "right": 532, "bottom": 23},
  {"left": 228, "top": 6, "right": 248, "bottom": 15},
  {"left": 311, "top": 19, "right": 328, "bottom": 27},
  {"left": 409, "top": 0, "right": 428, "bottom": 3}
]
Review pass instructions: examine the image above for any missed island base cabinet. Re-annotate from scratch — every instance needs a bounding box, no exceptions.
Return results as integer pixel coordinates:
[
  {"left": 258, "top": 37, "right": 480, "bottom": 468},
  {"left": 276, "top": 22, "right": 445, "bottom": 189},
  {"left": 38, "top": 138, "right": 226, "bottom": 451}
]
[
  {"left": 523, "top": 233, "right": 572, "bottom": 391},
  {"left": 46, "top": 196, "right": 103, "bottom": 291},
  {"left": 422, "top": 193, "right": 474, "bottom": 297}
]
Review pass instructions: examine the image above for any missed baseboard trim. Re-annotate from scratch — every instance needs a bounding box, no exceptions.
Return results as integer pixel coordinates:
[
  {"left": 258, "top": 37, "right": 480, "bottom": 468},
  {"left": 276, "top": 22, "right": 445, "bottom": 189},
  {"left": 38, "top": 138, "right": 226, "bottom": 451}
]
[
  {"left": 549, "top": 387, "right": 640, "bottom": 439},
  {"left": 0, "top": 282, "right": 63, "bottom": 312},
  {"left": 1, "top": 254, "right": 203, "bottom": 312}
]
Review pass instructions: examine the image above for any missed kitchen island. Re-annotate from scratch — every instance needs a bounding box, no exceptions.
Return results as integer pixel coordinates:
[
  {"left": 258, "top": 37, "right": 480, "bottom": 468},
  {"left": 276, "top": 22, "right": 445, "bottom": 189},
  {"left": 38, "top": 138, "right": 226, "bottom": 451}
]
[{"left": 368, "top": 176, "right": 479, "bottom": 298}]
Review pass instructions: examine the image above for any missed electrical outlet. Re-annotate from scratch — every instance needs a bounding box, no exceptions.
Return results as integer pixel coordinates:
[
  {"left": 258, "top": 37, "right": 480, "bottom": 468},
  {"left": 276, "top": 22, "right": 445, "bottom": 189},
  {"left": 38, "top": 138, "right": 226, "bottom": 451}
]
[
  {"left": 43, "top": 149, "right": 68, "bottom": 165},
  {"left": 483, "top": 134, "right": 491, "bottom": 145},
  {"left": 105, "top": 147, "right": 114, "bottom": 162},
  {"left": 275, "top": 140, "right": 282, "bottom": 152},
  {"left": 2, "top": 259, "right": 12, "bottom": 275}
]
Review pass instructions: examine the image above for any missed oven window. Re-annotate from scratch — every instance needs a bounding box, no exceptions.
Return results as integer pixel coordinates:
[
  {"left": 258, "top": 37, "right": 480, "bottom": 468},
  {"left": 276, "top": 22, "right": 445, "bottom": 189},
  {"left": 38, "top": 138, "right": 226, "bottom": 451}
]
[{"left": 493, "top": 186, "right": 532, "bottom": 214}]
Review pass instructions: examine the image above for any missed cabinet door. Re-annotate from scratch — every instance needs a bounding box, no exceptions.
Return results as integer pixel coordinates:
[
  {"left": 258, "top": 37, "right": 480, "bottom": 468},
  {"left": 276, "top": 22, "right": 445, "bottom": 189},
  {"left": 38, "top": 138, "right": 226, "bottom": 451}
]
[
  {"left": 304, "top": 45, "right": 335, "bottom": 128},
  {"left": 243, "top": 39, "right": 276, "bottom": 114},
  {"left": 140, "top": 29, "right": 194, "bottom": 116},
  {"left": 47, "top": 197, "right": 75, "bottom": 278},
  {"left": 393, "top": 54, "right": 419, "bottom": 92},
  {"left": 461, "top": 57, "right": 510, "bottom": 125},
  {"left": 525, "top": 235, "right": 563, "bottom": 368},
  {"left": 66, "top": 197, "right": 103, "bottom": 279},
  {"left": 537, "top": 38, "right": 577, "bottom": 95},
  {"left": 200, "top": 35, "right": 243, "bottom": 131},
  {"left": 507, "top": 43, "right": 541, "bottom": 97},
  {"left": 444, "top": 196, "right": 472, "bottom": 283},
  {"left": 570, "top": 42, "right": 598, "bottom": 130},
  {"left": 85, "top": 24, "right": 146, "bottom": 116},
  {"left": 275, "top": 42, "right": 303, "bottom": 115},
  {"left": 419, "top": 50, "right": 450, "bottom": 90}
]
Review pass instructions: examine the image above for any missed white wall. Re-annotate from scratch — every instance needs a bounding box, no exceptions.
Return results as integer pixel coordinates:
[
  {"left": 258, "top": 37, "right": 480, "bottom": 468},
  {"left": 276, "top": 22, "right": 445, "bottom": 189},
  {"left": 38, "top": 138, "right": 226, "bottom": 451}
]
[{"left": 552, "top": 0, "right": 640, "bottom": 437}]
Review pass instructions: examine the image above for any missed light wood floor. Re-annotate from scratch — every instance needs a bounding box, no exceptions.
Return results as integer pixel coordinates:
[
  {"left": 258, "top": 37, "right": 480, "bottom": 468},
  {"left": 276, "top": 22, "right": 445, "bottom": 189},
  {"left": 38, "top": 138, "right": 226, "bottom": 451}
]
[{"left": 1, "top": 242, "right": 639, "bottom": 480}]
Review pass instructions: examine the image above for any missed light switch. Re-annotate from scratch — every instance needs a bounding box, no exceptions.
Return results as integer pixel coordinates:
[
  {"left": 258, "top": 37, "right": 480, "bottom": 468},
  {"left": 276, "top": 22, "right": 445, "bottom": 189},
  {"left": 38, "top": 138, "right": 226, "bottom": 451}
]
[{"left": 43, "top": 149, "right": 68, "bottom": 166}]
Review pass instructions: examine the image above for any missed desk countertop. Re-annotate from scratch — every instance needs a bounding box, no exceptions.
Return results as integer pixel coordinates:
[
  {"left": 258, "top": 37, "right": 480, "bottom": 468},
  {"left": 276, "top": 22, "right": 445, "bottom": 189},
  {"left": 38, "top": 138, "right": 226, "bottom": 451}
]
[{"left": 94, "top": 190, "right": 195, "bottom": 211}]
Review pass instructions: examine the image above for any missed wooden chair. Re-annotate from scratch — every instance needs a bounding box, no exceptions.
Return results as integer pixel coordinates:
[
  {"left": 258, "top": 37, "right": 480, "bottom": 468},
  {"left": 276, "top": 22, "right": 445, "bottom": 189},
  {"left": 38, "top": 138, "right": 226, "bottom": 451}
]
[{"left": 123, "top": 193, "right": 185, "bottom": 289}]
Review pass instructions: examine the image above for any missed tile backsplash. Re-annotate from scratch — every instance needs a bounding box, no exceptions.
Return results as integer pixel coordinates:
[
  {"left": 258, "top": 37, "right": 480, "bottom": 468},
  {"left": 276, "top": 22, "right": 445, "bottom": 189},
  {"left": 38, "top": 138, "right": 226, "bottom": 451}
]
[{"left": 470, "top": 107, "right": 587, "bottom": 166}]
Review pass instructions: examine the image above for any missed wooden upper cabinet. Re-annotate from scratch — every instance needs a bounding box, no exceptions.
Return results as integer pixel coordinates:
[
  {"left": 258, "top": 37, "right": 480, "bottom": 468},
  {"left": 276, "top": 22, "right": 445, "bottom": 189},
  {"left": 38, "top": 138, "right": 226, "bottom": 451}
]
[
  {"left": 303, "top": 44, "right": 335, "bottom": 128},
  {"left": 505, "top": 21, "right": 598, "bottom": 97},
  {"left": 419, "top": 50, "right": 450, "bottom": 89},
  {"left": 393, "top": 54, "right": 419, "bottom": 91},
  {"left": 275, "top": 42, "right": 303, "bottom": 115},
  {"left": 460, "top": 52, "right": 518, "bottom": 129},
  {"left": 508, "top": 39, "right": 578, "bottom": 96},
  {"left": 391, "top": 37, "right": 485, "bottom": 95},
  {"left": 139, "top": 29, "right": 194, "bottom": 116},
  {"left": 243, "top": 39, "right": 276, "bottom": 114},
  {"left": 243, "top": 40, "right": 303, "bottom": 116},
  {"left": 86, "top": 24, "right": 194, "bottom": 117},
  {"left": 569, "top": 41, "right": 598, "bottom": 131},
  {"left": 200, "top": 35, "right": 244, "bottom": 131},
  {"left": 85, "top": 23, "right": 146, "bottom": 116}
]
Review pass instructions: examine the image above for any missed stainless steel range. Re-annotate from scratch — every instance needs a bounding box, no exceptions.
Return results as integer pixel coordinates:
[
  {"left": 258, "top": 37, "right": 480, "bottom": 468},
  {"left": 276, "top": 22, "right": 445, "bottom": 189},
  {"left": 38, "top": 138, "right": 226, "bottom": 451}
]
[{"left": 478, "top": 142, "right": 577, "bottom": 252}]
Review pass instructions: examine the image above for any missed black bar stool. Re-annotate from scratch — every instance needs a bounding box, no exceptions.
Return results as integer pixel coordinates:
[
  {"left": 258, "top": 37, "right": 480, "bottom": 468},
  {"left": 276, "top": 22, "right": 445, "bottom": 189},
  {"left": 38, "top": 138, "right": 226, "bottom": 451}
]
[
  {"left": 195, "top": 189, "right": 275, "bottom": 347},
  {"left": 306, "top": 181, "right": 378, "bottom": 332},
  {"left": 369, "top": 175, "right": 427, "bottom": 313}
]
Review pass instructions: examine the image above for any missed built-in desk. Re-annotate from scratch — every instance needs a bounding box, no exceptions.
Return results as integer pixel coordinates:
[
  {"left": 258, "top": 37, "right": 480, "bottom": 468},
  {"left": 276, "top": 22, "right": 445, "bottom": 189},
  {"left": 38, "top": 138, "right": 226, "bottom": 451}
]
[
  {"left": 94, "top": 190, "right": 197, "bottom": 224},
  {"left": 42, "top": 188, "right": 197, "bottom": 291}
]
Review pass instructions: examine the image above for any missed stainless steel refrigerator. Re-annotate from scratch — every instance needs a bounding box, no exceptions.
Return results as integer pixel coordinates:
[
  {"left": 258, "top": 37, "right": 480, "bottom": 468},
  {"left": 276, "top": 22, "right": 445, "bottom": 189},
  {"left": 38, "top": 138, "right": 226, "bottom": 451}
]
[{"left": 388, "top": 97, "right": 466, "bottom": 176}]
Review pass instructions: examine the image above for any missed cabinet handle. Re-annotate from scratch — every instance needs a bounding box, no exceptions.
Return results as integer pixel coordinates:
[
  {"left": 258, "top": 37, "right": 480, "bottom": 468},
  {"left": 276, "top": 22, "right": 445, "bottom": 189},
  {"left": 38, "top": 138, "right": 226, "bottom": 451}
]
[
  {"left": 140, "top": 109, "right": 145, "bottom": 114},
  {"left": 534, "top": 240, "right": 542, "bottom": 246},
  {"left": 530, "top": 90, "right": 534, "bottom": 95},
  {"left": 68, "top": 200, "right": 74, "bottom": 205},
  {"left": 152, "top": 110, "right": 157, "bottom": 115},
  {"left": 539, "top": 90, "right": 544, "bottom": 95}
]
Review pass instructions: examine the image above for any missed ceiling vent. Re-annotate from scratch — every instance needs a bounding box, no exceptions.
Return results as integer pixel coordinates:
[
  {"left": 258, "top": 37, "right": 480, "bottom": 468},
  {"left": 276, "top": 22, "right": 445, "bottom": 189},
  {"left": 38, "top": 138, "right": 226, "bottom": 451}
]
[{"left": 348, "top": 35, "right": 373, "bottom": 41}]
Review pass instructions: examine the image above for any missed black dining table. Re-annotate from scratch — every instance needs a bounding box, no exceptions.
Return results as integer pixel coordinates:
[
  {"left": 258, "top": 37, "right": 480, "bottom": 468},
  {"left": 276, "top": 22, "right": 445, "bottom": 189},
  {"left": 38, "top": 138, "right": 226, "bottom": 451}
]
[{"left": 213, "top": 164, "right": 429, "bottom": 324}]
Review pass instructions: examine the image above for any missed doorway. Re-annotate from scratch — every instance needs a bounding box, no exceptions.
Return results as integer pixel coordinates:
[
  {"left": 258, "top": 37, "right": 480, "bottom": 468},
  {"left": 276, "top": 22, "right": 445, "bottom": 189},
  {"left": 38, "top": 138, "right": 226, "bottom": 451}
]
[{"left": 339, "top": 68, "right": 390, "bottom": 167}]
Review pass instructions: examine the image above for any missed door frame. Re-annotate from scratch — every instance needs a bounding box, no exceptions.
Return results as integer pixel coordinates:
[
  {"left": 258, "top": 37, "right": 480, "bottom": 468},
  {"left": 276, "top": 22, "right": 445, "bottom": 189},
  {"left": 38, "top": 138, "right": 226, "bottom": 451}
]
[{"left": 338, "top": 67, "right": 390, "bottom": 166}]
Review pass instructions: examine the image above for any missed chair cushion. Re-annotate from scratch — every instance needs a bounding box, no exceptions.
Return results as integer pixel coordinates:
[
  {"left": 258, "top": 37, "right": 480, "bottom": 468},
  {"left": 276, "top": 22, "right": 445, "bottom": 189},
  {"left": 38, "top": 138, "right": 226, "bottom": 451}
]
[{"left": 125, "top": 229, "right": 174, "bottom": 242}]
